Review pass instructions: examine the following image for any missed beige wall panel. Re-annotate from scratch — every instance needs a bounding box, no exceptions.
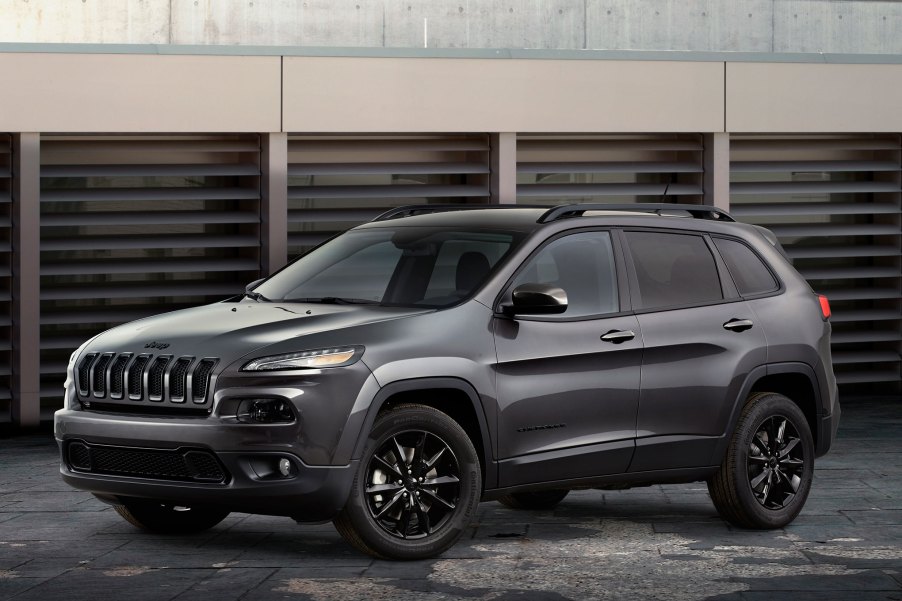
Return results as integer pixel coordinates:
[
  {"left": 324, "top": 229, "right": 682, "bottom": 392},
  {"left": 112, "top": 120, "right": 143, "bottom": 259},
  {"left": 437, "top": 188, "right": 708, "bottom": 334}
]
[
  {"left": 0, "top": 54, "right": 280, "bottom": 132},
  {"left": 727, "top": 62, "right": 902, "bottom": 132},
  {"left": 283, "top": 57, "right": 724, "bottom": 133}
]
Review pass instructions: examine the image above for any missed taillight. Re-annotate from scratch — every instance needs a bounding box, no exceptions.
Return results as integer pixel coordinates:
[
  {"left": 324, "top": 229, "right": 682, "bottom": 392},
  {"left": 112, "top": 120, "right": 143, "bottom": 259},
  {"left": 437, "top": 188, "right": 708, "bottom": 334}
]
[{"left": 817, "top": 294, "right": 831, "bottom": 320}]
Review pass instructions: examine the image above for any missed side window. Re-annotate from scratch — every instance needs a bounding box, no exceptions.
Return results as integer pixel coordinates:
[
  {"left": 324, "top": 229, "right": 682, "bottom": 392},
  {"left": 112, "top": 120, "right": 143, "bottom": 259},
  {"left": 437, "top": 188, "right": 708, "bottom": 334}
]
[
  {"left": 713, "top": 237, "right": 778, "bottom": 296},
  {"left": 510, "top": 231, "right": 618, "bottom": 318},
  {"left": 625, "top": 231, "right": 723, "bottom": 310}
]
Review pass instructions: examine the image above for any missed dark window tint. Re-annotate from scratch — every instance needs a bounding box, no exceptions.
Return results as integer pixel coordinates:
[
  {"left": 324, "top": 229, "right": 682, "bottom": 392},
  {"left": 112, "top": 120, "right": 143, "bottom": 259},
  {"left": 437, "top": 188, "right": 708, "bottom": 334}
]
[
  {"left": 713, "top": 237, "right": 778, "bottom": 296},
  {"left": 511, "top": 231, "right": 618, "bottom": 318},
  {"left": 625, "top": 231, "right": 723, "bottom": 309}
]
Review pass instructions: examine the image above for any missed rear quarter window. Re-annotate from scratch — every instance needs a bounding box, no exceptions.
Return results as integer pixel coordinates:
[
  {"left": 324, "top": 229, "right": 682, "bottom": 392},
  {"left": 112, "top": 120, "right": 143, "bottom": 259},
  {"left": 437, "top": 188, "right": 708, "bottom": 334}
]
[{"left": 713, "top": 237, "right": 779, "bottom": 296}]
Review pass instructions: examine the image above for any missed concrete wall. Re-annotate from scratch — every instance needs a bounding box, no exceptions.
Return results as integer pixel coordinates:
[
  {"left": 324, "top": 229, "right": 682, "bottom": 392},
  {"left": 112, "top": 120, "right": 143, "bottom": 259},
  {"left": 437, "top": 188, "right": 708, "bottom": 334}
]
[{"left": 3, "top": 0, "right": 902, "bottom": 53}]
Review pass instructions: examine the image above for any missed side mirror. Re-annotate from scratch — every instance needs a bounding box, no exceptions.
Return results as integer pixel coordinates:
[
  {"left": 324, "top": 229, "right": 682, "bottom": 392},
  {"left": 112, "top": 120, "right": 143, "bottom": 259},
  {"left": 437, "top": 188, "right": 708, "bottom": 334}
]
[
  {"left": 245, "top": 278, "right": 266, "bottom": 293},
  {"left": 502, "top": 283, "right": 568, "bottom": 316}
]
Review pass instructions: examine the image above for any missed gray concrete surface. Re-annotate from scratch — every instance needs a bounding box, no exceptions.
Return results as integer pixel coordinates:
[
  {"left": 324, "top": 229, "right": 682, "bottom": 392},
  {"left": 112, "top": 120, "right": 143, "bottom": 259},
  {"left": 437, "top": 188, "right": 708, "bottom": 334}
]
[
  {"left": 4, "top": 0, "right": 902, "bottom": 54},
  {"left": 0, "top": 400, "right": 900, "bottom": 600}
]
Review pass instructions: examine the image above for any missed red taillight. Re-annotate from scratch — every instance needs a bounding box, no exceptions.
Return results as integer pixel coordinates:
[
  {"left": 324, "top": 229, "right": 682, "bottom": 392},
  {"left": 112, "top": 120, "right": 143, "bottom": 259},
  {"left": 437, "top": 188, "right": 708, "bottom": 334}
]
[{"left": 817, "top": 294, "right": 831, "bottom": 320}]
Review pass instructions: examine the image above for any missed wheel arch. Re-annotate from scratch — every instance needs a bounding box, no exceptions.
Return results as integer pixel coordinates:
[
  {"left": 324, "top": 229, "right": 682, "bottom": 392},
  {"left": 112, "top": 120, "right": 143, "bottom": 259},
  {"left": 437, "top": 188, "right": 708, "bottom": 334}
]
[
  {"left": 349, "top": 377, "right": 496, "bottom": 491},
  {"left": 714, "top": 363, "right": 823, "bottom": 465}
]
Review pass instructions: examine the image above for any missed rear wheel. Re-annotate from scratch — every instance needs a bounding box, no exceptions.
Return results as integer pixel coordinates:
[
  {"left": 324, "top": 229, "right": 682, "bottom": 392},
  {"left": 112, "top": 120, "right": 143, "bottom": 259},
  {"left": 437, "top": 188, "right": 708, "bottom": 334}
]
[
  {"left": 497, "top": 489, "right": 569, "bottom": 510},
  {"left": 333, "top": 404, "right": 481, "bottom": 560},
  {"left": 708, "top": 392, "right": 814, "bottom": 529},
  {"left": 114, "top": 499, "right": 230, "bottom": 534}
]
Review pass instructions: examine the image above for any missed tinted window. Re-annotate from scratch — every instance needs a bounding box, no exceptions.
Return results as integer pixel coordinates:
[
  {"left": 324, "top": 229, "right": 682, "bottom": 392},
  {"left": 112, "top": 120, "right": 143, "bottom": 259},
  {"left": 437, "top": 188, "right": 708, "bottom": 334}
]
[
  {"left": 511, "top": 231, "right": 618, "bottom": 318},
  {"left": 713, "top": 237, "right": 778, "bottom": 296},
  {"left": 625, "top": 231, "right": 723, "bottom": 309}
]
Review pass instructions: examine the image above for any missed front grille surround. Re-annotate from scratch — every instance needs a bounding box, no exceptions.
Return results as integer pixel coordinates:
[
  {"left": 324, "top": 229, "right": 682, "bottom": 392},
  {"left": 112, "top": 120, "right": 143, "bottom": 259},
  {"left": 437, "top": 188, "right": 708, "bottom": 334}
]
[
  {"left": 75, "top": 351, "right": 218, "bottom": 409},
  {"left": 65, "top": 440, "right": 229, "bottom": 483}
]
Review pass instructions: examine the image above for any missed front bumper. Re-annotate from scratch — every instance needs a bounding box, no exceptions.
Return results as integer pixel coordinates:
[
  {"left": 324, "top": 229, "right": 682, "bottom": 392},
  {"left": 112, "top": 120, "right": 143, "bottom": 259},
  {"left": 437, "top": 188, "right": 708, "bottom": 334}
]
[{"left": 54, "top": 408, "right": 357, "bottom": 521}]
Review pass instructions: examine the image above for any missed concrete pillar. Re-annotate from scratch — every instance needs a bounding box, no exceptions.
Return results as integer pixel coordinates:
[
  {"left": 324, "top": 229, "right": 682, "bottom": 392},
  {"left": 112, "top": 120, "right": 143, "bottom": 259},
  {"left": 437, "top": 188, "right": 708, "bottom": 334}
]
[
  {"left": 261, "top": 132, "right": 288, "bottom": 274},
  {"left": 11, "top": 133, "right": 40, "bottom": 429},
  {"left": 490, "top": 133, "right": 517, "bottom": 204},
  {"left": 703, "top": 132, "right": 730, "bottom": 211}
]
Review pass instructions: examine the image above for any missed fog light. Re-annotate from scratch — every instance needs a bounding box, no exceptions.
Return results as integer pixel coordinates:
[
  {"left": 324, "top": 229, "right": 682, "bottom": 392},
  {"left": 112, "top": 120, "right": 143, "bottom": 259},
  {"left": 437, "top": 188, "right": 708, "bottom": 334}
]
[
  {"left": 278, "top": 458, "right": 292, "bottom": 477},
  {"left": 236, "top": 399, "right": 295, "bottom": 424}
]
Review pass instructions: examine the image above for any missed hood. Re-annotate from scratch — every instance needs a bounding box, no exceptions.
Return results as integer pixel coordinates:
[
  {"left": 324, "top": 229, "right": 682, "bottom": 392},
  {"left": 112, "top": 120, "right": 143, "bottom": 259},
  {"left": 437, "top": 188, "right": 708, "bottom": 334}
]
[{"left": 82, "top": 300, "right": 433, "bottom": 365}]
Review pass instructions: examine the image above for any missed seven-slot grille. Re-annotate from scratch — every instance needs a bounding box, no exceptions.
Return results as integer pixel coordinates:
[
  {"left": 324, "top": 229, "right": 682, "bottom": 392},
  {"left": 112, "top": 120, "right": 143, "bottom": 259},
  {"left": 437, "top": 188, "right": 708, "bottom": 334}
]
[{"left": 76, "top": 352, "right": 218, "bottom": 406}]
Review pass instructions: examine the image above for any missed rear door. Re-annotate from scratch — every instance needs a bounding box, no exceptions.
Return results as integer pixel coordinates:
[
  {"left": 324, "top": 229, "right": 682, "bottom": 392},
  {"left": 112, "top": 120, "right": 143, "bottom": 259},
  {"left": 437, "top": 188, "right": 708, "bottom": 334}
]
[
  {"left": 493, "top": 229, "right": 642, "bottom": 487},
  {"left": 621, "top": 229, "right": 767, "bottom": 472}
]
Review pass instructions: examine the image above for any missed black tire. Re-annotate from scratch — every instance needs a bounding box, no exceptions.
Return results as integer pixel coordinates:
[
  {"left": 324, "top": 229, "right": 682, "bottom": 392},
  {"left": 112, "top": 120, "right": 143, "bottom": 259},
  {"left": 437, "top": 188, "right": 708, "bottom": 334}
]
[
  {"left": 113, "top": 499, "right": 230, "bottom": 534},
  {"left": 497, "top": 489, "right": 569, "bottom": 510},
  {"left": 333, "top": 404, "right": 482, "bottom": 560},
  {"left": 708, "top": 392, "right": 815, "bottom": 529}
]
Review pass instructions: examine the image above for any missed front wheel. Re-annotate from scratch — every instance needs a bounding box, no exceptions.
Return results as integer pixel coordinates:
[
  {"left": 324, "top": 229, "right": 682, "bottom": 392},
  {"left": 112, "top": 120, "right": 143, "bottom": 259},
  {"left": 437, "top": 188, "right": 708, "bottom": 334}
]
[
  {"left": 333, "top": 404, "right": 482, "bottom": 560},
  {"left": 114, "top": 499, "right": 230, "bottom": 534},
  {"left": 708, "top": 392, "right": 815, "bottom": 529}
]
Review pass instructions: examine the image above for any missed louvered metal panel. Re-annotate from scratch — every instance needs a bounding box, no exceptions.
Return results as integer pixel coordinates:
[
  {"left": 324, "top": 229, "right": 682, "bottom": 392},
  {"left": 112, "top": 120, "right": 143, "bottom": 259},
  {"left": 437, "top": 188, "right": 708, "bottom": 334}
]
[
  {"left": 0, "top": 135, "right": 10, "bottom": 422},
  {"left": 39, "top": 135, "right": 263, "bottom": 413},
  {"left": 516, "top": 134, "right": 704, "bottom": 205},
  {"left": 287, "top": 135, "right": 491, "bottom": 257},
  {"left": 730, "top": 134, "right": 902, "bottom": 390}
]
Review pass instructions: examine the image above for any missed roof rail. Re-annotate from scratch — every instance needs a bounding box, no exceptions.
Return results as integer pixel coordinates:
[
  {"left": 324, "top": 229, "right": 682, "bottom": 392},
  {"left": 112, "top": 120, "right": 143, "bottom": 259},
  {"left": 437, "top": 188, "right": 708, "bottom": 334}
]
[
  {"left": 373, "top": 203, "right": 546, "bottom": 222},
  {"left": 537, "top": 203, "right": 735, "bottom": 224}
]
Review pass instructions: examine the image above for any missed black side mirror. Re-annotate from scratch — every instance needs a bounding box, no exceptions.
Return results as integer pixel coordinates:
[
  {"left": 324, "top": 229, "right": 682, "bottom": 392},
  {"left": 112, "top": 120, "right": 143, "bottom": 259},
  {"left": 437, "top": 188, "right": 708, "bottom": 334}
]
[{"left": 502, "top": 283, "right": 568, "bottom": 316}]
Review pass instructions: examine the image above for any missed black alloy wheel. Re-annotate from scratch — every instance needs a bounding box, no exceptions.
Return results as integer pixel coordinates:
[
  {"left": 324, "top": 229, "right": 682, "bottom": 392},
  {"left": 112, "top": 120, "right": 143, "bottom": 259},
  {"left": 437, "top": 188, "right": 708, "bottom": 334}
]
[
  {"left": 333, "top": 404, "right": 481, "bottom": 560},
  {"left": 708, "top": 392, "right": 815, "bottom": 529},
  {"left": 747, "top": 415, "right": 805, "bottom": 510}
]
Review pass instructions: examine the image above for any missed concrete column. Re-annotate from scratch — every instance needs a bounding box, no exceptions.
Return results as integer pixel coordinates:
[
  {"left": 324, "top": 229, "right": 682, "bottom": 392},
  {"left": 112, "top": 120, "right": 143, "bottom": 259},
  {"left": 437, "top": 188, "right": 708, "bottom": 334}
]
[
  {"left": 703, "top": 132, "right": 730, "bottom": 211},
  {"left": 261, "top": 132, "right": 288, "bottom": 274},
  {"left": 490, "top": 133, "right": 517, "bottom": 204},
  {"left": 11, "top": 133, "right": 40, "bottom": 429}
]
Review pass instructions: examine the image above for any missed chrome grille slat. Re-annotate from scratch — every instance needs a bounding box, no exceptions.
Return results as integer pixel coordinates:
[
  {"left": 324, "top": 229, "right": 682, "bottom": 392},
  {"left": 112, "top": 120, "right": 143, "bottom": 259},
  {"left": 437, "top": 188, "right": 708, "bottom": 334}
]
[{"left": 75, "top": 351, "right": 218, "bottom": 409}]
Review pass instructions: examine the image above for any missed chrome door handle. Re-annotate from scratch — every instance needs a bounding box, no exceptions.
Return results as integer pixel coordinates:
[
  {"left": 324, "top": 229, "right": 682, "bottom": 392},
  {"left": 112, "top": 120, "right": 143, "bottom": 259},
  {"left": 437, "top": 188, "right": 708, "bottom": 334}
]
[
  {"left": 601, "top": 330, "right": 636, "bottom": 344},
  {"left": 723, "top": 318, "right": 754, "bottom": 332}
]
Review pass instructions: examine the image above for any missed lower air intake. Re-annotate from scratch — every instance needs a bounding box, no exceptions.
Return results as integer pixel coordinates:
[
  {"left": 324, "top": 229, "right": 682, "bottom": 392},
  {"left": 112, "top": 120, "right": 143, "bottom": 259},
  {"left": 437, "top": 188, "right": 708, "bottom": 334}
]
[{"left": 66, "top": 442, "right": 228, "bottom": 483}]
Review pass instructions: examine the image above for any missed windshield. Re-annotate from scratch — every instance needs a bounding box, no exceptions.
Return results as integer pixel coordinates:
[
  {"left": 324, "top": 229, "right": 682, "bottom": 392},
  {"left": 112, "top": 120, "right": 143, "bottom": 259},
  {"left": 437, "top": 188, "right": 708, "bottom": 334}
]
[{"left": 253, "top": 226, "right": 525, "bottom": 308}]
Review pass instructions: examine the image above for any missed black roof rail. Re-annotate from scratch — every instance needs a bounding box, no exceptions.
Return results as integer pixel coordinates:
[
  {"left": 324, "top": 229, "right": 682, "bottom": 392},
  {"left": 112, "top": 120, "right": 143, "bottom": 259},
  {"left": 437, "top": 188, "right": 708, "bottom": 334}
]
[
  {"left": 537, "top": 203, "right": 735, "bottom": 224},
  {"left": 373, "top": 203, "right": 547, "bottom": 222}
]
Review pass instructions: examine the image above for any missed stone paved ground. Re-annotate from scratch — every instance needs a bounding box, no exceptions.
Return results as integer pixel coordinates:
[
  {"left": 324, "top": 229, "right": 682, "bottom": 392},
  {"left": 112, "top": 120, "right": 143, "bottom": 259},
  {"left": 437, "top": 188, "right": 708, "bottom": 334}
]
[{"left": 0, "top": 400, "right": 900, "bottom": 601}]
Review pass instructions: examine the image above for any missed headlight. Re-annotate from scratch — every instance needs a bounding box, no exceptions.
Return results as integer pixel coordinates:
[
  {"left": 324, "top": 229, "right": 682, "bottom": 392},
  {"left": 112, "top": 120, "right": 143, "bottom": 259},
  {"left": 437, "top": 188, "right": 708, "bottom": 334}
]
[{"left": 241, "top": 346, "right": 363, "bottom": 371}]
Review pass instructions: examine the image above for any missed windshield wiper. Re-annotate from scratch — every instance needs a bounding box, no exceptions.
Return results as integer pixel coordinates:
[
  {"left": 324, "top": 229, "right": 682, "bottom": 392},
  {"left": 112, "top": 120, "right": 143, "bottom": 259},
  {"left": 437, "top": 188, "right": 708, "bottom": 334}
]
[
  {"left": 244, "top": 290, "right": 273, "bottom": 302},
  {"left": 293, "top": 297, "right": 380, "bottom": 305}
]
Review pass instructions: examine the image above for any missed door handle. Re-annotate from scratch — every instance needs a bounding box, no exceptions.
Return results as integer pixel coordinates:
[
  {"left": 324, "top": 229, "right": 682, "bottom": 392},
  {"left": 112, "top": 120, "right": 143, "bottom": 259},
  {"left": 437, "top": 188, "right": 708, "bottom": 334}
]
[
  {"left": 601, "top": 329, "right": 636, "bottom": 344},
  {"left": 723, "top": 318, "right": 754, "bottom": 332}
]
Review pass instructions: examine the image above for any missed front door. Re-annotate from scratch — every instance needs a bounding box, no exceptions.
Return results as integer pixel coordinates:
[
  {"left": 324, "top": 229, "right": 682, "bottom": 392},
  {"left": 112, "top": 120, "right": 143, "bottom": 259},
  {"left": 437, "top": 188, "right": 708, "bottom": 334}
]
[{"left": 493, "top": 230, "right": 642, "bottom": 488}]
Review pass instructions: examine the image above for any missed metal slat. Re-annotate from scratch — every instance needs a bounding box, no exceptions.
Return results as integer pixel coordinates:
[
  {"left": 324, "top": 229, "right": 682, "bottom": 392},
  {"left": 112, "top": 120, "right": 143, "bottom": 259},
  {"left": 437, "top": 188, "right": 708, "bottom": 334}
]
[
  {"left": 831, "top": 330, "right": 902, "bottom": 343},
  {"left": 731, "top": 202, "right": 901, "bottom": 217},
  {"left": 42, "top": 163, "right": 260, "bottom": 178},
  {"left": 730, "top": 181, "right": 899, "bottom": 195},
  {"left": 41, "top": 234, "right": 260, "bottom": 251},
  {"left": 289, "top": 162, "right": 488, "bottom": 176},
  {"left": 42, "top": 335, "right": 99, "bottom": 350},
  {"left": 731, "top": 160, "right": 900, "bottom": 173},
  {"left": 832, "top": 351, "right": 901, "bottom": 364},
  {"left": 42, "top": 139, "right": 259, "bottom": 154},
  {"left": 288, "top": 184, "right": 488, "bottom": 200},
  {"left": 517, "top": 183, "right": 702, "bottom": 198},
  {"left": 835, "top": 371, "right": 902, "bottom": 384},
  {"left": 288, "top": 232, "right": 334, "bottom": 247},
  {"left": 288, "top": 138, "right": 488, "bottom": 153},
  {"left": 730, "top": 138, "right": 900, "bottom": 152},
  {"left": 42, "top": 187, "right": 260, "bottom": 203},
  {"left": 817, "top": 288, "right": 901, "bottom": 301},
  {"left": 41, "top": 210, "right": 260, "bottom": 227},
  {"left": 287, "top": 208, "right": 385, "bottom": 224},
  {"left": 800, "top": 266, "right": 901, "bottom": 280},
  {"left": 41, "top": 306, "right": 193, "bottom": 326},
  {"left": 517, "top": 161, "right": 702, "bottom": 174},
  {"left": 41, "top": 282, "right": 240, "bottom": 301},
  {"left": 830, "top": 309, "right": 902, "bottom": 323},
  {"left": 786, "top": 245, "right": 902, "bottom": 259},
  {"left": 767, "top": 224, "right": 900, "bottom": 237},
  {"left": 42, "top": 257, "right": 259, "bottom": 276},
  {"left": 517, "top": 139, "right": 702, "bottom": 152}
]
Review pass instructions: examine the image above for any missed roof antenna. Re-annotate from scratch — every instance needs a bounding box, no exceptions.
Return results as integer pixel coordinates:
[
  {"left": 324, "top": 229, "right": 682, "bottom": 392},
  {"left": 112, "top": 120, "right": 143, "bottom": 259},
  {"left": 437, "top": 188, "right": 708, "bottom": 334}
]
[{"left": 659, "top": 181, "right": 671, "bottom": 204}]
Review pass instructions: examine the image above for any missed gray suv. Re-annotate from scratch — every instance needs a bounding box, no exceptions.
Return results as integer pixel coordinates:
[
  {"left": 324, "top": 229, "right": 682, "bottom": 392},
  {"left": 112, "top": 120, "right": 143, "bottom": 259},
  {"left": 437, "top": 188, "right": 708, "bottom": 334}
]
[{"left": 54, "top": 203, "right": 840, "bottom": 560}]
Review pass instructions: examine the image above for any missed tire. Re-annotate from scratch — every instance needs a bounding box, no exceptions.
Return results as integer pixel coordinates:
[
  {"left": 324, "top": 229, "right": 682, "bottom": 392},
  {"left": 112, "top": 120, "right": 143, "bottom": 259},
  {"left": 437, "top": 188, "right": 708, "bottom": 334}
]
[
  {"left": 497, "top": 489, "right": 569, "bottom": 510},
  {"left": 113, "top": 499, "right": 230, "bottom": 534},
  {"left": 708, "top": 392, "right": 815, "bottom": 529},
  {"left": 333, "top": 403, "right": 482, "bottom": 560}
]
